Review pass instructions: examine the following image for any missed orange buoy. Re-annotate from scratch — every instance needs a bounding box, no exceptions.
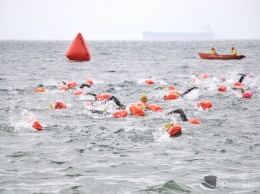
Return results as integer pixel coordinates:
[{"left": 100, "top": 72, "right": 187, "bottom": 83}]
[
  {"left": 34, "top": 88, "right": 46, "bottom": 93},
  {"left": 218, "top": 85, "right": 227, "bottom": 92},
  {"left": 168, "top": 124, "right": 182, "bottom": 137},
  {"left": 58, "top": 85, "right": 68, "bottom": 91},
  {"left": 164, "top": 92, "right": 179, "bottom": 100},
  {"left": 33, "top": 121, "right": 43, "bottom": 131},
  {"left": 74, "top": 90, "right": 84, "bottom": 95},
  {"left": 129, "top": 105, "right": 145, "bottom": 116},
  {"left": 65, "top": 33, "right": 91, "bottom": 61},
  {"left": 113, "top": 110, "right": 128, "bottom": 118},
  {"left": 67, "top": 81, "right": 77, "bottom": 89},
  {"left": 188, "top": 118, "right": 201, "bottom": 124},
  {"left": 168, "top": 85, "right": 175, "bottom": 90},
  {"left": 201, "top": 74, "right": 209, "bottom": 79},
  {"left": 55, "top": 101, "right": 66, "bottom": 109},
  {"left": 95, "top": 93, "right": 111, "bottom": 101},
  {"left": 86, "top": 78, "right": 94, "bottom": 85},
  {"left": 234, "top": 82, "right": 244, "bottom": 87},
  {"left": 148, "top": 104, "right": 163, "bottom": 112},
  {"left": 145, "top": 79, "right": 154, "bottom": 85},
  {"left": 197, "top": 100, "right": 212, "bottom": 110}
]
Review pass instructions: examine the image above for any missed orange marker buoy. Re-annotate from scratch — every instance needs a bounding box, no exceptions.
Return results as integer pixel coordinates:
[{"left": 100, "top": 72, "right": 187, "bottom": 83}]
[
  {"left": 201, "top": 74, "right": 209, "bottom": 79},
  {"left": 197, "top": 100, "right": 212, "bottom": 110},
  {"left": 163, "top": 92, "right": 179, "bottom": 100},
  {"left": 168, "top": 85, "right": 175, "bottom": 90},
  {"left": 95, "top": 93, "right": 111, "bottom": 101},
  {"left": 86, "top": 78, "right": 94, "bottom": 85},
  {"left": 234, "top": 82, "right": 244, "bottom": 87},
  {"left": 129, "top": 105, "right": 145, "bottom": 116},
  {"left": 188, "top": 118, "right": 201, "bottom": 124},
  {"left": 148, "top": 104, "right": 163, "bottom": 112},
  {"left": 67, "top": 81, "right": 77, "bottom": 89},
  {"left": 168, "top": 124, "right": 182, "bottom": 137},
  {"left": 33, "top": 121, "right": 43, "bottom": 131},
  {"left": 34, "top": 88, "right": 46, "bottom": 93},
  {"left": 145, "top": 79, "right": 154, "bottom": 85},
  {"left": 55, "top": 101, "right": 66, "bottom": 109},
  {"left": 113, "top": 110, "right": 128, "bottom": 118},
  {"left": 65, "top": 33, "right": 91, "bottom": 61},
  {"left": 74, "top": 90, "right": 84, "bottom": 95},
  {"left": 58, "top": 85, "right": 68, "bottom": 90},
  {"left": 218, "top": 85, "right": 227, "bottom": 92}
]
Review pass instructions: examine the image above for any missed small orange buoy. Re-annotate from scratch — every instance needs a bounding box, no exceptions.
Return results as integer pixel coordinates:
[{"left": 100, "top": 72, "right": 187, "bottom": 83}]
[
  {"left": 168, "top": 85, "right": 175, "bottom": 90},
  {"left": 58, "top": 85, "right": 68, "bottom": 90},
  {"left": 163, "top": 92, "right": 179, "bottom": 100},
  {"left": 148, "top": 104, "right": 163, "bottom": 112},
  {"left": 55, "top": 101, "right": 66, "bottom": 109},
  {"left": 197, "top": 100, "right": 212, "bottom": 110},
  {"left": 218, "top": 85, "right": 227, "bottom": 92},
  {"left": 74, "top": 90, "right": 84, "bottom": 95},
  {"left": 34, "top": 88, "right": 46, "bottom": 93},
  {"left": 86, "top": 78, "right": 94, "bottom": 85},
  {"left": 201, "top": 74, "right": 209, "bottom": 79},
  {"left": 168, "top": 124, "right": 182, "bottom": 137},
  {"left": 113, "top": 110, "right": 128, "bottom": 118},
  {"left": 33, "top": 121, "right": 43, "bottom": 131},
  {"left": 234, "top": 82, "right": 244, "bottom": 87},
  {"left": 145, "top": 79, "right": 154, "bottom": 85},
  {"left": 67, "top": 81, "right": 77, "bottom": 89},
  {"left": 188, "top": 118, "right": 201, "bottom": 124},
  {"left": 95, "top": 93, "right": 111, "bottom": 101},
  {"left": 129, "top": 105, "right": 145, "bottom": 116}
]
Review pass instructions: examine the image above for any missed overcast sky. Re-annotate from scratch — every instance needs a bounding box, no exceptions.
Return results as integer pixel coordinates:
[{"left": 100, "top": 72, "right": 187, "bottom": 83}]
[{"left": 0, "top": 0, "right": 260, "bottom": 40}]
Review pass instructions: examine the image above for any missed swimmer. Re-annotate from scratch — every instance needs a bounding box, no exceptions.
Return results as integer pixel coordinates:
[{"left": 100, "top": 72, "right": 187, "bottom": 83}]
[
  {"left": 166, "top": 109, "right": 201, "bottom": 124},
  {"left": 232, "top": 88, "right": 253, "bottom": 98},
  {"left": 138, "top": 94, "right": 149, "bottom": 109},
  {"left": 162, "top": 123, "right": 182, "bottom": 137},
  {"left": 59, "top": 80, "right": 77, "bottom": 90}
]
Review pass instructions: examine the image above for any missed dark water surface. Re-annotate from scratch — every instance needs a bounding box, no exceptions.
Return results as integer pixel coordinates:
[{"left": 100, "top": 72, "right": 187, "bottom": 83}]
[{"left": 0, "top": 40, "right": 260, "bottom": 193}]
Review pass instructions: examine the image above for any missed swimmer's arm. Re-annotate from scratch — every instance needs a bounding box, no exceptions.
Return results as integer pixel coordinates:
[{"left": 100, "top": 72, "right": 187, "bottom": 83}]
[
  {"left": 232, "top": 87, "right": 245, "bottom": 94},
  {"left": 79, "top": 83, "right": 91, "bottom": 89}
]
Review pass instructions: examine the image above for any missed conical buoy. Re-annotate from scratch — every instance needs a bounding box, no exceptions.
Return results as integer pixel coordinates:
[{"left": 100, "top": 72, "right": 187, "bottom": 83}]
[{"left": 66, "top": 33, "right": 91, "bottom": 61}]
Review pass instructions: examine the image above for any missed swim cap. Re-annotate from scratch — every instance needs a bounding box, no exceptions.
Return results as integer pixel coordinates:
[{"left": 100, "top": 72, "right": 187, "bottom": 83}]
[
  {"left": 48, "top": 104, "right": 54, "bottom": 108},
  {"left": 163, "top": 122, "right": 172, "bottom": 129},
  {"left": 242, "top": 91, "right": 253, "bottom": 98},
  {"left": 140, "top": 94, "right": 148, "bottom": 100}
]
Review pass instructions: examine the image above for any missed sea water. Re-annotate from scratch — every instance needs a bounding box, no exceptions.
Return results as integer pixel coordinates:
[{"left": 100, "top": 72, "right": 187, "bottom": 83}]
[{"left": 0, "top": 40, "right": 260, "bottom": 193}]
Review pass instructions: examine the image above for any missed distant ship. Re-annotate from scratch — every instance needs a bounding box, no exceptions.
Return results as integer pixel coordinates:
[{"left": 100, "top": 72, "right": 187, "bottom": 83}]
[{"left": 143, "top": 25, "right": 215, "bottom": 41}]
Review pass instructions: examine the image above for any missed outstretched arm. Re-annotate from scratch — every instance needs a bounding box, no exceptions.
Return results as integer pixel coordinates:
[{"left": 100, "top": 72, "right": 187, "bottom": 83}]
[
  {"left": 238, "top": 74, "right": 246, "bottom": 83},
  {"left": 79, "top": 83, "right": 91, "bottom": 89},
  {"left": 233, "top": 87, "right": 245, "bottom": 94},
  {"left": 166, "top": 109, "right": 188, "bottom": 121},
  {"left": 180, "top": 87, "right": 198, "bottom": 97}
]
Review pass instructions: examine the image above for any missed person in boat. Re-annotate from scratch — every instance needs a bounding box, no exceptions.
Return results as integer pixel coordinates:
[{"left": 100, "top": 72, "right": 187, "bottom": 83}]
[
  {"left": 231, "top": 47, "right": 237, "bottom": 55},
  {"left": 232, "top": 87, "right": 253, "bottom": 98},
  {"left": 211, "top": 48, "right": 217, "bottom": 55}
]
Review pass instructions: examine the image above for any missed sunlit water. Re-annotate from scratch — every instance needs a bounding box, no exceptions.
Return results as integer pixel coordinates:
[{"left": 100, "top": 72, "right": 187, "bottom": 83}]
[{"left": 0, "top": 40, "right": 260, "bottom": 193}]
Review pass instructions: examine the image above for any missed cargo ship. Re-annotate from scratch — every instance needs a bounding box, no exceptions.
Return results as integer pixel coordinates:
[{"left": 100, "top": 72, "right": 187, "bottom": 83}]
[{"left": 143, "top": 25, "right": 215, "bottom": 41}]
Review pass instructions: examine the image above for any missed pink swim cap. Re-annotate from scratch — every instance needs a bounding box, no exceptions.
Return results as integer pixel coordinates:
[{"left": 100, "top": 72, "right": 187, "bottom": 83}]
[{"left": 242, "top": 91, "right": 253, "bottom": 98}]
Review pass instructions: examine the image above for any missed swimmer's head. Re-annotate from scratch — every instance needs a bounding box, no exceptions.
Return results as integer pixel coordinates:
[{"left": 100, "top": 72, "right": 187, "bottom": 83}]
[
  {"left": 163, "top": 122, "right": 172, "bottom": 129},
  {"left": 140, "top": 94, "right": 148, "bottom": 102},
  {"left": 242, "top": 91, "right": 253, "bottom": 98}
]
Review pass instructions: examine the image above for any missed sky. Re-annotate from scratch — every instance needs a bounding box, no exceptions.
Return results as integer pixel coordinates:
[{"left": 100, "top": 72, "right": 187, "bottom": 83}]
[{"left": 0, "top": 0, "right": 260, "bottom": 40}]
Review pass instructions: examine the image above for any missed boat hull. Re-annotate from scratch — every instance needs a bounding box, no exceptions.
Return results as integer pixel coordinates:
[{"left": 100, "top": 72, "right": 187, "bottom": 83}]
[{"left": 198, "top": 53, "right": 245, "bottom": 60}]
